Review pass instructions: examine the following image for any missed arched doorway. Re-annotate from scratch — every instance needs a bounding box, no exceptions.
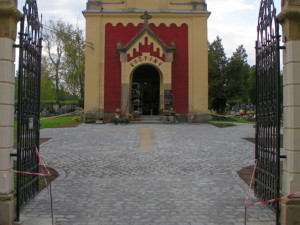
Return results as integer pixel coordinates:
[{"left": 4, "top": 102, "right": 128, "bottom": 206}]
[{"left": 132, "top": 65, "right": 160, "bottom": 115}]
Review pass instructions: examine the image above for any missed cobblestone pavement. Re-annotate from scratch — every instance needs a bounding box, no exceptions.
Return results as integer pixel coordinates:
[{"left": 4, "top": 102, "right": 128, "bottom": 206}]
[{"left": 21, "top": 123, "right": 276, "bottom": 225}]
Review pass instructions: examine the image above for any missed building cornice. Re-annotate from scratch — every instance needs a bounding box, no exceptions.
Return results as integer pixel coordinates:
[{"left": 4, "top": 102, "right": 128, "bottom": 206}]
[
  {"left": 83, "top": 9, "right": 211, "bottom": 16},
  {"left": 0, "top": 4, "right": 22, "bottom": 40}
]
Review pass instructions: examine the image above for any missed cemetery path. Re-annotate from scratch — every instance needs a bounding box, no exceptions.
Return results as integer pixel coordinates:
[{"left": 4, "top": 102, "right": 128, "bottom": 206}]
[{"left": 21, "top": 123, "right": 275, "bottom": 225}]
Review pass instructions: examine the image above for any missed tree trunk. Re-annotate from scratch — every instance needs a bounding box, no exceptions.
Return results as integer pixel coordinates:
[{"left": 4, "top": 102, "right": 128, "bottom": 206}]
[{"left": 55, "top": 69, "right": 59, "bottom": 104}]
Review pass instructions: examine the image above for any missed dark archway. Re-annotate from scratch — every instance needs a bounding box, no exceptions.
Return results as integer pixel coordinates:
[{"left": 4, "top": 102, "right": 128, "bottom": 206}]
[{"left": 132, "top": 65, "right": 160, "bottom": 115}]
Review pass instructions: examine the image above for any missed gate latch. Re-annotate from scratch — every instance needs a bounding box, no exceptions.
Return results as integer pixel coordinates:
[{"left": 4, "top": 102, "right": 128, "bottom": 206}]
[{"left": 29, "top": 117, "right": 34, "bottom": 129}]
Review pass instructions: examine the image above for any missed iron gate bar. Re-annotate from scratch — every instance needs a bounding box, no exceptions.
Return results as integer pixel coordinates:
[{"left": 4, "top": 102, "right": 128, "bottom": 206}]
[
  {"left": 15, "top": 0, "right": 42, "bottom": 222},
  {"left": 255, "top": 0, "right": 281, "bottom": 224}
]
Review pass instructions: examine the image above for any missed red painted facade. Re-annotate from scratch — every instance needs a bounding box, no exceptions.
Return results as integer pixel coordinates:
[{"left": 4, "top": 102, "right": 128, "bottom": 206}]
[{"left": 105, "top": 23, "right": 188, "bottom": 114}]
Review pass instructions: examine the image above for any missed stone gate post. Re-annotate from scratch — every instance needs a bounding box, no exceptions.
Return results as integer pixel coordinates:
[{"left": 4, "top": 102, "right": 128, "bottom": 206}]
[
  {"left": 278, "top": 0, "right": 300, "bottom": 224},
  {"left": 0, "top": 0, "right": 22, "bottom": 224}
]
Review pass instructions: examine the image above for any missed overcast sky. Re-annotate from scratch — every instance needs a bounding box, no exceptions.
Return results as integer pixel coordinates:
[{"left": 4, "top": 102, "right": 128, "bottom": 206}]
[{"left": 18, "top": 0, "right": 282, "bottom": 66}]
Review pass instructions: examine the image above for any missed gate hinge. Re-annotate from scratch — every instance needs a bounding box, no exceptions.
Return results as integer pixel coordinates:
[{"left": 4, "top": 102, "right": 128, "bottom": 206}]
[
  {"left": 10, "top": 153, "right": 18, "bottom": 157},
  {"left": 279, "top": 46, "right": 286, "bottom": 50},
  {"left": 280, "top": 155, "right": 287, "bottom": 159},
  {"left": 13, "top": 44, "right": 20, "bottom": 48}
]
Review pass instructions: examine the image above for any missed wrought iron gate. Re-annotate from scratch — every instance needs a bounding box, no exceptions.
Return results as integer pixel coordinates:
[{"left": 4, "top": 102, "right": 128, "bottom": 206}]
[
  {"left": 15, "top": 0, "right": 42, "bottom": 221},
  {"left": 255, "top": 0, "right": 282, "bottom": 224}
]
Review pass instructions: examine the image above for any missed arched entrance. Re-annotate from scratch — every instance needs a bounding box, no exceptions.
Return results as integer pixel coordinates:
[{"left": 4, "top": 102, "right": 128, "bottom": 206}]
[{"left": 131, "top": 65, "right": 160, "bottom": 115}]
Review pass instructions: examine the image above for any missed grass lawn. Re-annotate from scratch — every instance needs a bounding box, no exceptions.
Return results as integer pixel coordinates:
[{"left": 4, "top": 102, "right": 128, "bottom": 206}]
[
  {"left": 40, "top": 115, "right": 77, "bottom": 129},
  {"left": 233, "top": 118, "right": 255, "bottom": 124},
  {"left": 209, "top": 121, "right": 236, "bottom": 127},
  {"left": 210, "top": 117, "right": 283, "bottom": 127},
  {"left": 210, "top": 117, "right": 255, "bottom": 125},
  {"left": 14, "top": 115, "right": 78, "bottom": 134}
]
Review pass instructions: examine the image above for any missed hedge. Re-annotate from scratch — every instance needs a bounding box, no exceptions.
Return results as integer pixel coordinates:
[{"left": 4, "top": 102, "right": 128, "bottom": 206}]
[{"left": 15, "top": 100, "right": 83, "bottom": 107}]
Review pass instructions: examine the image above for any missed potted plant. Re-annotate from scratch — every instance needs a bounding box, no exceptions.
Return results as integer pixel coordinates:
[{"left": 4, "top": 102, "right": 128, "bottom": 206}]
[
  {"left": 84, "top": 113, "right": 96, "bottom": 123},
  {"left": 162, "top": 109, "right": 176, "bottom": 123}
]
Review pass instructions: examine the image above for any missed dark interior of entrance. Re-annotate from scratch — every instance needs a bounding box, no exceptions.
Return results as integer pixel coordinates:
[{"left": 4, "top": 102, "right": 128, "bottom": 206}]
[{"left": 132, "top": 65, "right": 160, "bottom": 115}]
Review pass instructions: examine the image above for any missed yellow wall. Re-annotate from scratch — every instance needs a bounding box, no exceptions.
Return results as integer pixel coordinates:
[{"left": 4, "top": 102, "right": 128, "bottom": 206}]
[
  {"left": 87, "top": 0, "right": 207, "bottom": 11},
  {"left": 83, "top": 0, "right": 210, "bottom": 122}
]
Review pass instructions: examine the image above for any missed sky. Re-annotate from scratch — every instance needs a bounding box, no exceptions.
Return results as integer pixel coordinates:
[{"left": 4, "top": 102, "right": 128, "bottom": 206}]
[{"left": 17, "top": 0, "right": 282, "bottom": 66}]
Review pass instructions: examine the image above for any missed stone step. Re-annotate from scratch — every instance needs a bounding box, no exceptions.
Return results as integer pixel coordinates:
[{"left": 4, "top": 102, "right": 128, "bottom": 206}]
[
  {"left": 139, "top": 115, "right": 164, "bottom": 124},
  {"left": 140, "top": 115, "right": 162, "bottom": 120}
]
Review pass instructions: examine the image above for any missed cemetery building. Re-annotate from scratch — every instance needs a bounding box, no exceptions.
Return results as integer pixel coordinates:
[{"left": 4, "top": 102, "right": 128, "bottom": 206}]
[{"left": 83, "top": 0, "right": 210, "bottom": 122}]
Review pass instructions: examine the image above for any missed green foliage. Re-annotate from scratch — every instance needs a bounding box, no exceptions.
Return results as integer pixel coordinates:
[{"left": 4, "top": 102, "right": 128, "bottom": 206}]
[
  {"left": 208, "top": 37, "right": 254, "bottom": 113},
  {"left": 209, "top": 121, "right": 235, "bottom": 127},
  {"left": 40, "top": 100, "right": 56, "bottom": 105},
  {"left": 225, "top": 45, "right": 250, "bottom": 102},
  {"left": 232, "top": 117, "right": 256, "bottom": 124},
  {"left": 209, "top": 114, "right": 255, "bottom": 125},
  {"left": 60, "top": 101, "right": 79, "bottom": 106},
  {"left": 208, "top": 36, "right": 228, "bottom": 113},
  {"left": 41, "top": 73, "right": 56, "bottom": 100},
  {"left": 62, "top": 26, "right": 85, "bottom": 100},
  {"left": 14, "top": 115, "right": 79, "bottom": 135},
  {"left": 40, "top": 57, "right": 56, "bottom": 100},
  {"left": 43, "top": 19, "right": 85, "bottom": 103},
  {"left": 111, "top": 118, "right": 130, "bottom": 125},
  {"left": 72, "top": 116, "right": 81, "bottom": 123},
  {"left": 40, "top": 100, "right": 79, "bottom": 106},
  {"left": 43, "top": 20, "right": 65, "bottom": 104},
  {"left": 162, "top": 109, "right": 176, "bottom": 115},
  {"left": 59, "top": 86, "right": 79, "bottom": 101},
  {"left": 78, "top": 99, "right": 84, "bottom": 108},
  {"left": 247, "top": 66, "right": 256, "bottom": 104}
]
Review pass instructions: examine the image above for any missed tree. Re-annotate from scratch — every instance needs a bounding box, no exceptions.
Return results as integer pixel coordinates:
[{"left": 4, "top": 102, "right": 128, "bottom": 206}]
[
  {"left": 40, "top": 56, "right": 56, "bottom": 100},
  {"left": 43, "top": 19, "right": 85, "bottom": 103},
  {"left": 247, "top": 65, "right": 256, "bottom": 105},
  {"left": 208, "top": 36, "right": 228, "bottom": 113},
  {"left": 225, "top": 45, "right": 250, "bottom": 102},
  {"left": 43, "top": 20, "right": 66, "bottom": 104},
  {"left": 61, "top": 26, "right": 85, "bottom": 99}
]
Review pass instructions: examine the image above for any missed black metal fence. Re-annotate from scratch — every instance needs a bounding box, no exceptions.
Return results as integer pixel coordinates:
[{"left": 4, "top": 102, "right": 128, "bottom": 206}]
[
  {"left": 15, "top": 0, "right": 42, "bottom": 221},
  {"left": 255, "top": 0, "right": 282, "bottom": 224}
]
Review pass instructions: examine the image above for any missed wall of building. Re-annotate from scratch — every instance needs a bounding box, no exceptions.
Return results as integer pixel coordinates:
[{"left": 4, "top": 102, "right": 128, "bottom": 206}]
[
  {"left": 104, "top": 22, "right": 188, "bottom": 114},
  {"left": 84, "top": 0, "right": 210, "bottom": 122},
  {"left": 87, "top": 0, "right": 207, "bottom": 11}
]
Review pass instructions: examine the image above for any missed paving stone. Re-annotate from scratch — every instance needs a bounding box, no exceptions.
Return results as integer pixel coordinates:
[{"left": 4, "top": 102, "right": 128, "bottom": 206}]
[{"left": 21, "top": 123, "right": 275, "bottom": 224}]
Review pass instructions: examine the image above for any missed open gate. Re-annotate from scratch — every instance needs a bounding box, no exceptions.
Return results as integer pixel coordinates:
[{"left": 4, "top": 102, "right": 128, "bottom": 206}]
[
  {"left": 14, "top": 0, "right": 42, "bottom": 221},
  {"left": 255, "top": 0, "right": 283, "bottom": 224}
]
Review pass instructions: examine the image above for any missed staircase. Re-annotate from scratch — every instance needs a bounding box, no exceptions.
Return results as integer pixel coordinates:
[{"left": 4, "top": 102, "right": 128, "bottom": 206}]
[{"left": 139, "top": 115, "right": 163, "bottom": 124}]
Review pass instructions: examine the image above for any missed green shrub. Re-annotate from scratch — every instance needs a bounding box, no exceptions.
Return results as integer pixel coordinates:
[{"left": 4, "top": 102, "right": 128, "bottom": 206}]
[
  {"left": 78, "top": 99, "right": 84, "bottom": 108},
  {"left": 111, "top": 118, "right": 118, "bottom": 125},
  {"left": 59, "top": 101, "right": 79, "bottom": 106},
  {"left": 163, "top": 109, "right": 176, "bottom": 116},
  {"left": 40, "top": 100, "right": 56, "bottom": 105},
  {"left": 72, "top": 116, "right": 81, "bottom": 123},
  {"left": 111, "top": 117, "right": 129, "bottom": 125},
  {"left": 40, "top": 100, "right": 79, "bottom": 106}
]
